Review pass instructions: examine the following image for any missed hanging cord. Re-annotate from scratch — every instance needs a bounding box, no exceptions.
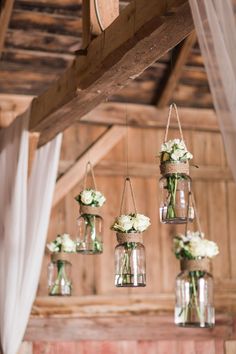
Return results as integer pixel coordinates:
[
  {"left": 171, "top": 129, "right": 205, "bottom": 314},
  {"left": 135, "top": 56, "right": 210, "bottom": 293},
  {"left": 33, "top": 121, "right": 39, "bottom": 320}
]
[
  {"left": 120, "top": 177, "right": 137, "bottom": 215},
  {"left": 125, "top": 106, "right": 129, "bottom": 178},
  {"left": 164, "top": 103, "right": 184, "bottom": 142},
  {"left": 184, "top": 191, "right": 202, "bottom": 237},
  {"left": 83, "top": 161, "right": 97, "bottom": 190}
]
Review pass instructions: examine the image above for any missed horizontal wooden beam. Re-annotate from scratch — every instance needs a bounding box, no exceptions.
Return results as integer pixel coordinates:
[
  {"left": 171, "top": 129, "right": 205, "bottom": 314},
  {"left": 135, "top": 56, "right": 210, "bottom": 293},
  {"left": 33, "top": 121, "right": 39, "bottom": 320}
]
[
  {"left": 25, "top": 294, "right": 236, "bottom": 341},
  {"left": 28, "top": 0, "right": 194, "bottom": 146},
  {"left": 85, "top": 161, "right": 232, "bottom": 181},
  {"left": 53, "top": 126, "right": 126, "bottom": 206},
  {"left": 81, "top": 102, "right": 219, "bottom": 131}
]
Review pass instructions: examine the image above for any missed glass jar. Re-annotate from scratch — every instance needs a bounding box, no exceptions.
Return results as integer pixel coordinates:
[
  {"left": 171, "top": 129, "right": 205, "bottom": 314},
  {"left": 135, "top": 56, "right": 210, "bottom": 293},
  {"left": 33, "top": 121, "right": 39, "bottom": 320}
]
[
  {"left": 48, "top": 255, "right": 72, "bottom": 296},
  {"left": 175, "top": 263, "right": 214, "bottom": 328},
  {"left": 77, "top": 212, "right": 103, "bottom": 254},
  {"left": 115, "top": 242, "right": 146, "bottom": 287},
  {"left": 159, "top": 173, "right": 194, "bottom": 224}
]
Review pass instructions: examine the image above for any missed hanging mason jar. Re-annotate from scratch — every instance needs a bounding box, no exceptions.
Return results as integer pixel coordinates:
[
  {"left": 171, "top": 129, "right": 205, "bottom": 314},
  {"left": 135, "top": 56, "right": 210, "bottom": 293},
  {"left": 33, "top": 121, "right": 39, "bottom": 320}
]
[
  {"left": 48, "top": 253, "right": 72, "bottom": 296},
  {"left": 159, "top": 162, "right": 194, "bottom": 224},
  {"left": 175, "top": 258, "right": 215, "bottom": 328},
  {"left": 115, "top": 232, "right": 146, "bottom": 287},
  {"left": 159, "top": 103, "right": 194, "bottom": 224},
  {"left": 75, "top": 162, "right": 106, "bottom": 255},
  {"left": 76, "top": 205, "right": 103, "bottom": 254}
]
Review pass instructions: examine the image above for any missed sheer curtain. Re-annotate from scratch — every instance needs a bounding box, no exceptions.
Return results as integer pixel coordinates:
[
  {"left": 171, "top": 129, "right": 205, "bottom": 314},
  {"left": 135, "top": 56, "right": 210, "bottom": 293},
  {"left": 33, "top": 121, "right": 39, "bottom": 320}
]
[
  {"left": 189, "top": 0, "right": 236, "bottom": 181},
  {"left": 0, "top": 108, "right": 62, "bottom": 354}
]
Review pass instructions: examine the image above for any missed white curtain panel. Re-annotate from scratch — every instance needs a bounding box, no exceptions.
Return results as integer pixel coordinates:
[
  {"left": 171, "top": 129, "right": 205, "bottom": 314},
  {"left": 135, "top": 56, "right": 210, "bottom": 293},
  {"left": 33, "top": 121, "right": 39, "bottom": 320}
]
[
  {"left": 189, "top": 0, "right": 236, "bottom": 181},
  {"left": 0, "top": 108, "right": 62, "bottom": 354}
]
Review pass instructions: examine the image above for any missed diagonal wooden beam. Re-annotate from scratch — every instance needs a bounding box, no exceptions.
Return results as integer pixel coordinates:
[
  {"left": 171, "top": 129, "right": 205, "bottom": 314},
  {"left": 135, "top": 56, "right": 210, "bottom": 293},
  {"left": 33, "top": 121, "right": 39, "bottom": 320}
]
[
  {"left": 0, "top": 0, "right": 14, "bottom": 58},
  {"left": 28, "top": 0, "right": 193, "bottom": 147},
  {"left": 153, "top": 31, "right": 197, "bottom": 108},
  {"left": 155, "top": 31, "right": 197, "bottom": 108},
  {"left": 53, "top": 125, "right": 126, "bottom": 206}
]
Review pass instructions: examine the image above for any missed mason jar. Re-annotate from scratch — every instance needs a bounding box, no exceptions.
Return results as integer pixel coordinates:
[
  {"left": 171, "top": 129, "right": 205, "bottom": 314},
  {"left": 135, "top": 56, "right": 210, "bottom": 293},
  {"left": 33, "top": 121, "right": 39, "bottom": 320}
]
[
  {"left": 115, "top": 238, "right": 146, "bottom": 287},
  {"left": 159, "top": 172, "right": 194, "bottom": 224},
  {"left": 77, "top": 211, "right": 103, "bottom": 254},
  {"left": 48, "top": 254, "right": 72, "bottom": 296},
  {"left": 175, "top": 259, "right": 214, "bottom": 328}
]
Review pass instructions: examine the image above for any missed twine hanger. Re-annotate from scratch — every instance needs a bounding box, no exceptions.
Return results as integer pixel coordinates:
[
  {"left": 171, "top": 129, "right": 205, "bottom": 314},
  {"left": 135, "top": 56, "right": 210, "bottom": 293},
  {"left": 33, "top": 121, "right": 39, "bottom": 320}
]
[
  {"left": 83, "top": 161, "right": 97, "bottom": 190},
  {"left": 164, "top": 103, "right": 184, "bottom": 143},
  {"left": 184, "top": 191, "right": 202, "bottom": 236},
  {"left": 119, "top": 177, "right": 137, "bottom": 215}
]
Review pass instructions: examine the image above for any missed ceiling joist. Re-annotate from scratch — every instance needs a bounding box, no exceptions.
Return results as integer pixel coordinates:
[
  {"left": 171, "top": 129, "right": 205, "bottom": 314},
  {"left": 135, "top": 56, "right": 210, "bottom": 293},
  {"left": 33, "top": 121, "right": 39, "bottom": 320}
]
[{"left": 27, "top": 0, "right": 194, "bottom": 147}]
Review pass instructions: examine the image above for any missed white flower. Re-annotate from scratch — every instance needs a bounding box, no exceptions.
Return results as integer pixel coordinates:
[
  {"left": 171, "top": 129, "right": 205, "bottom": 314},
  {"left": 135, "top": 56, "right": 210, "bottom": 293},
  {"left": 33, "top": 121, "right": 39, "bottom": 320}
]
[
  {"left": 189, "top": 239, "right": 206, "bottom": 258},
  {"left": 114, "top": 215, "right": 133, "bottom": 232},
  {"left": 47, "top": 242, "right": 58, "bottom": 252},
  {"left": 80, "top": 189, "right": 93, "bottom": 205},
  {"left": 47, "top": 234, "right": 76, "bottom": 253},
  {"left": 203, "top": 240, "right": 219, "bottom": 258},
  {"left": 133, "top": 214, "right": 151, "bottom": 232},
  {"left": 171, "top": 149, "right": 186, "bottom": 161},
  {"left": 94, "top": 191, "right": 106, "bottom": 206}
]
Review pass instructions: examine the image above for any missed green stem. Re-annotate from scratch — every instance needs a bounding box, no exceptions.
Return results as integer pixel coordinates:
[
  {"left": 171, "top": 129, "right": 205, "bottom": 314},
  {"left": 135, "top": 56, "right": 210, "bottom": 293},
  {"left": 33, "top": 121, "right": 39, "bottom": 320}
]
[{"left": 190, "top": 272, "right": 202, "bottom": 323}]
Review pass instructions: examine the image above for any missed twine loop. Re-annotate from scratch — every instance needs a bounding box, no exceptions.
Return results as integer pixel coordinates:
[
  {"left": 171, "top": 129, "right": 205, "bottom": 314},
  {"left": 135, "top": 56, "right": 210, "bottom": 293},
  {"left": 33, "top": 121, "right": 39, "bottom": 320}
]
[
  {"left": 180, "top": 258, "right": 210, "bottom": 272},
  {"left": 120, "top": 177, "right": 137, "bottom": 215},
  {"left": 116, "top": 232, "right": 143, "bottom": 244},
  {"left": 83, "top": 161, "right": 97, "bottom": 190},
  {"left": 164, "top": 103, "right": 184, "bottom": 143}
]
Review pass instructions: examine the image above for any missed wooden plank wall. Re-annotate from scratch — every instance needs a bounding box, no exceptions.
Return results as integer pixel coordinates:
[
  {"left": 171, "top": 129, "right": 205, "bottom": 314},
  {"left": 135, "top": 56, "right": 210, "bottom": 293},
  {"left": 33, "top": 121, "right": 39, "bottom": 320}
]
[
  {"left": 38, "top": 122, "right": 234, "bottom": 297},
  {"left": 34, "top": 121, "right": 236, "bottom": 354}
]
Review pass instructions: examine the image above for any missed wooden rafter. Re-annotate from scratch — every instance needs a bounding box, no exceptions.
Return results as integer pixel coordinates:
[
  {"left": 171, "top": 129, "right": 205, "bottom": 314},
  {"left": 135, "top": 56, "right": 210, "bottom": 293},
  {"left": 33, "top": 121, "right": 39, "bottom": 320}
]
[
  {"left": 155, "top": 31, "right": 197, "bottom": 107},
  {"left": 53, "top": 125, "right": 126, "bottom": 206},
  {"left": 0, "top": 0, "right": 14, "bottom": 57},
  {"left": 27, "top": 0, "right": 193, "bottom": 147},
  {"left": 81, "top": 102, "right": 218, "bottom": 132}
]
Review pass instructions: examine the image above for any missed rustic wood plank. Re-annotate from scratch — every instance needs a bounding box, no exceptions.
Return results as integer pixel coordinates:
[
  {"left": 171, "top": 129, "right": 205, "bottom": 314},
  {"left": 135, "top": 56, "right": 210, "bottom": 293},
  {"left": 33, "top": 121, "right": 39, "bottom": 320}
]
[
  {"left": 10, "top": 9, "right": 82, "bottom": 36},
  {"left": 81, "top": 103, "right": 219, "bottom": 131},
  {"left": 0, "top": 94, "right": 32, "bottom": 128},
  {"left": 0, "top": 0, "right": 14, "bottom": 57},
  {"left": 157, "top": 31, "right": 197, "bottom": 108},
  {"left": 25, "top": 296, "right": 234, "bottom": 341},
  {"left": 53, "top": 126, "right": 126, "bottom": 206},
  {"left": 195, "top": 340, "right": 216, "bottom": 354},
  {"left": 225, "top": 341, "right": 236, "bottom": 354},
  {"left": 27, "top": 0, "right": 194, "bottom": 146}
]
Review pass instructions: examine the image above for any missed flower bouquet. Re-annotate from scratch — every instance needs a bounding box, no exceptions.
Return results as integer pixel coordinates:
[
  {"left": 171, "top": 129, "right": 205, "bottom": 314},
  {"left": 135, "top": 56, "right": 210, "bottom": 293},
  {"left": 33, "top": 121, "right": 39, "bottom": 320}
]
[
  {"left": 75, "top": 188, "right": 106, "bottom": 254},
  {"left": 159, "top": 138, "right": 194, "bottom": 224},
  {"left": 47, "top": 234, "right": 76, "bottom": 296},
  {"left": 173, "top": 230, "right": 219, "bottom": 327},
  {"left": 111, "top": 213, "right": 151, "bottom": 287}
]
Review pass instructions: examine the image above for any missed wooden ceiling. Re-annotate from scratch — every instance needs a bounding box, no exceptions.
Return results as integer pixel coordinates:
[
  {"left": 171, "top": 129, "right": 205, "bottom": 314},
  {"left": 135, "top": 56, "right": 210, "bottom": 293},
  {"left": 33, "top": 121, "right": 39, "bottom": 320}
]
[{"left": 0, "top": 0, "right": 212, "bottom": 130}]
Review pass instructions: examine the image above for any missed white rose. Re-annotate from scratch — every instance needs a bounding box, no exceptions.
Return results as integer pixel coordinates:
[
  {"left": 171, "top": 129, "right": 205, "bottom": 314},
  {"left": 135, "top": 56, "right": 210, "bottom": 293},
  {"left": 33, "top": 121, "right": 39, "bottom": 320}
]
[
  {"left": 133, "top": 214, "right": 151, "bottom": 232},
  {"left": 116, "top": 215, "right": 133, "bottom": 232},
  {"left": 94, "top": 191, "right": 106, "bottom": 206},
  {"left": 161, "top": 141, "right": 173, "bottom": 153},
  {"left": 61, "top": 235, "right": 76, "bottom": 253},
  {"left": 203, "top": 240, "right": 219, "bottom": 258},
  {"left": 171, "top": 149, "right": 186, "bottom": 161},
  {"left": 189, "top": 239, "right": 206, "bottom": 258},
  {"left": 80, "top": 189, "right": 93, "bottom": 205},
  {"left": 185, "top": 152, "right": 193, "bottom": 160},
  {"left": 47, "top": 242, "right": 58, "bottom": 252}
]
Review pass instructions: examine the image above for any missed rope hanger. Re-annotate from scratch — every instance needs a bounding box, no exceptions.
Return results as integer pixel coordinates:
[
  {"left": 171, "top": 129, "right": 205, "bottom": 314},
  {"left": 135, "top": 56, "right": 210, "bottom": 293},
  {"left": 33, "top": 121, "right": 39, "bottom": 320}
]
[
  {"left": 83, "top": 161, "right": 97, "bottom": 190},
  {"left": 164, "top": 103, "right": 184, "bottom": 143},
  {"left": 120, "top": 177, "right": 137, "bottom": 215}
]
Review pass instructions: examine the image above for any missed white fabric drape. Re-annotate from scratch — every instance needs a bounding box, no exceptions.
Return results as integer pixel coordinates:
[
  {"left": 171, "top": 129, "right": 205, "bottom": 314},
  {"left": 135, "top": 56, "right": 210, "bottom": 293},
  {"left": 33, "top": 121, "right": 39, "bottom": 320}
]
[
  {"left": 189, "top": 0, "right": 236, "bottom": 181},
  {"left": 0, "top": 108, "right": 62, "bottom": 354}
]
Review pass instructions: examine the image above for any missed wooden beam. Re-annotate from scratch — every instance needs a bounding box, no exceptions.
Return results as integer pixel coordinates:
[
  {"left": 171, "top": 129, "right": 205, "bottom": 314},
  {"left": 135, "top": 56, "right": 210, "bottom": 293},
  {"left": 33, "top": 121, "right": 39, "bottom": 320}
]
[
  {"left": 0, "top": 94, "right": 33, "bottom": 128},
  {"left": 81, "top": 102, "right": 219, "bottom": 131},
  {"left": 53, "top": 125, "right": 126, "bottom": 206},
  {"left": 156, "top": 31, "right": 197, "bottom": 107},
  {"left": 28, "top": 0, "right": 194, "bottom": 146},
  {"left": 89, "top": 161, "right": 233, "bottom": 180},
  {"left": 0, "top": 0, "right": 14, "bottom": 57},
  {"left": 25, "top": 295, "right": 235, "bottom": 341}
]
